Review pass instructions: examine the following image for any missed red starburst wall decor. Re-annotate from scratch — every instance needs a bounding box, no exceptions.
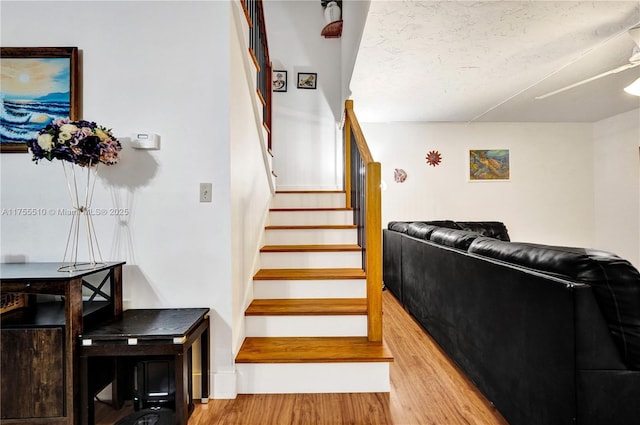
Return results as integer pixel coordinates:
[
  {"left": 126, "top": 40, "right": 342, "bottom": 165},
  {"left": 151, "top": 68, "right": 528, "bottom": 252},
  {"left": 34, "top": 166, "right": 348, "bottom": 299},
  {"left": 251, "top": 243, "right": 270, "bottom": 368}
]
[{"left": 425, "top": 150, "right": 442, "bottom": 166}]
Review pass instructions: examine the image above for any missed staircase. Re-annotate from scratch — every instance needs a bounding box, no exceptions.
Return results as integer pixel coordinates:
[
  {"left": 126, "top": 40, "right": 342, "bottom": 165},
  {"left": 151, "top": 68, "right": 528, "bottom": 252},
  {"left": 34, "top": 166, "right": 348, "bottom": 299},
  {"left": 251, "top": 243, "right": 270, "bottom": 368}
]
[{"left": 235, "top": 190, "right": 393, "bottom": 393}]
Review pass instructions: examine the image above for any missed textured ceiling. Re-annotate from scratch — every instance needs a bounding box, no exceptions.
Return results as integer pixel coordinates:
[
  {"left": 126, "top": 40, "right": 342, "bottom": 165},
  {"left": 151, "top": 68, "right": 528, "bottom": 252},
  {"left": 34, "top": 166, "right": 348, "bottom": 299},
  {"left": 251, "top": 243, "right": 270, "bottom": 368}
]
[{"left": 350, "top": 1, "right": 640, "bottom": 122}]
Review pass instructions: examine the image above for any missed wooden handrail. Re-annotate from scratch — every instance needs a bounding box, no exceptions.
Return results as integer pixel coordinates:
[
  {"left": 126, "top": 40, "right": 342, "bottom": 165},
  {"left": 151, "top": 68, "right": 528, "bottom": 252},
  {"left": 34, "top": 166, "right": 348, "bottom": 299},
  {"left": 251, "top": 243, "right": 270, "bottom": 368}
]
[
  {"left": 242, "top": 0, "right": 272, "bottom": 150},
  {"left": 343, "top": 100, "right": 383, "bottom": 343},
  {"left": 345, "top": 100, "right": 373, "bottom": 163},
  {"left": 344, "top": 114, "right": 352, "bottom": 208}
]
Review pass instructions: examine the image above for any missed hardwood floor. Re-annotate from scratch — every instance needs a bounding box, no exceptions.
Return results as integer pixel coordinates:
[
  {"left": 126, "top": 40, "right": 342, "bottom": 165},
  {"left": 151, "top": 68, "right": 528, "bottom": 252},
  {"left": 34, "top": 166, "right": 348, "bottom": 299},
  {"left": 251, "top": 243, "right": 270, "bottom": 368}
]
[{"left": 95, "top": 291, "right": 507, "bottom": 425}]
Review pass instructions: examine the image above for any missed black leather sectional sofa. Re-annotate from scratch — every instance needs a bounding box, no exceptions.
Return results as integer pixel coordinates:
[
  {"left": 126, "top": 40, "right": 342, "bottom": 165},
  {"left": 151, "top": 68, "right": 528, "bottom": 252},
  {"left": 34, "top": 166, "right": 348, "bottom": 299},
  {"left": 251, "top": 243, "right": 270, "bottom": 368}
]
[{"left": 383, "top": 220, "right": 640, "bottom": 425}]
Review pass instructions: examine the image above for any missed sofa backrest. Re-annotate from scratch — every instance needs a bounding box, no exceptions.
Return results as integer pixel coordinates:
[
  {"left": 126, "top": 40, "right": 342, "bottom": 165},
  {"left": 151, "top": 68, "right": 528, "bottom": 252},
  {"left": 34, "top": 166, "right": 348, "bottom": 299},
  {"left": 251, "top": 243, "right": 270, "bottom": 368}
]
[
  {"left": 420, "top": 220, "right": 462, "bottom": 230},
  {"left": 388, "top": 221, "right": 412, "bottom": 233},
  {"left": 406, "top": 222, "right": 440, "bottom": 240},
  {"left": 387, "top": 220, "right": 510, "bottom": 241},
  {"left": 468, "top": 237, "right": 640, "bottom": 371},
  {"left": 429, "top": 228, "right": 483, "bottom": 250},
  {"left": 456, "top": 221, "right": 511, "bottom": 241}
]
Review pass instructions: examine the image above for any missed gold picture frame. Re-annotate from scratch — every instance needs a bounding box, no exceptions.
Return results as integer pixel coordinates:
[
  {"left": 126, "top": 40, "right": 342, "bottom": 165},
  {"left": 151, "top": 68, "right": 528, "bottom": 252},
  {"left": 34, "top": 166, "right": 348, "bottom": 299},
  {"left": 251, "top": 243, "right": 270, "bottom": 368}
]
[{"left": 1, "top": 47, "right": 80, "bottom": 153}]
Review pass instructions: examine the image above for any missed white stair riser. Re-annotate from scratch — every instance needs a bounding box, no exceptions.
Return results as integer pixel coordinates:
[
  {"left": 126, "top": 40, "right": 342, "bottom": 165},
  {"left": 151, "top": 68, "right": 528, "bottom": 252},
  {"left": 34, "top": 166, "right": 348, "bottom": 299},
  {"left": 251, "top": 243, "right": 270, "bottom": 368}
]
[
  {"left": 253, "top": 279, "right": 366, "bottom": 299},
  {"left": 246, "top": 315, "right": 367, "bottom": 337},
  {"left": 236, "top": 362, "right": 390, "bottom": 393},
  {"left": 269, "top": 210, "right": 353, "bottom": 226},
  {"left": 265, "top": 228, "right": 357, "bottom": 245},
  {"left": 273, "top": 193, "right": 346, "bottom": 209},
  {"left": 260, "top": 251, "right": 362, "bottom": 269}
]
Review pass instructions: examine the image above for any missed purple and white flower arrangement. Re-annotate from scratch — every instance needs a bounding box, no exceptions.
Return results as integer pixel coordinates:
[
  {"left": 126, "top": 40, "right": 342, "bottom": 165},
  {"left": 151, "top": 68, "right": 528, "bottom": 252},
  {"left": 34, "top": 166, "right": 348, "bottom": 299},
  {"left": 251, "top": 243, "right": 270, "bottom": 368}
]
[{"left": 27, "top": 118, "right": 121, "bottom": 167}]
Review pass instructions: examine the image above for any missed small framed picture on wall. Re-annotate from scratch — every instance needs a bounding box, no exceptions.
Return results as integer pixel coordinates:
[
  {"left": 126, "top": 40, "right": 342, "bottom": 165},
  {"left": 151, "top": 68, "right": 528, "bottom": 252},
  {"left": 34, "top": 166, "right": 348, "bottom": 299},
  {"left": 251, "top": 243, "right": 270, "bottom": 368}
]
[
  {"left": 272, "top": 70, "right": 287, "bottom": 92},
  {"left": 297, "top": 72, "right": 317, "bottom": 89},
  {"left": 468, "top": 149, "right": 510, "bottom": 181}
]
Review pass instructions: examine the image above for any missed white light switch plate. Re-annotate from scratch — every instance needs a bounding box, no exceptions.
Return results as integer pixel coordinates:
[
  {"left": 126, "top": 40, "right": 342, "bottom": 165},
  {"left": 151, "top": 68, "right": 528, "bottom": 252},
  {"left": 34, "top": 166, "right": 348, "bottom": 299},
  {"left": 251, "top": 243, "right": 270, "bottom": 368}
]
[{"left": 200, "top": 183, "right": 212, "bottom": 202}]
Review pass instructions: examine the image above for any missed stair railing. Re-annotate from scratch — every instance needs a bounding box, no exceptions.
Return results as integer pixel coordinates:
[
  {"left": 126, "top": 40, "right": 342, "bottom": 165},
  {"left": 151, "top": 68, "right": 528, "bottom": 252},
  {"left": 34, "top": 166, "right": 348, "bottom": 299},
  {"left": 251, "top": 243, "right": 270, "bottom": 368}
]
[
  {"left": 343, "top": 100, "right": 382, "bottom": 343},
  {"left": 240, "top": 0, "right": 272, "bottom": 151}
]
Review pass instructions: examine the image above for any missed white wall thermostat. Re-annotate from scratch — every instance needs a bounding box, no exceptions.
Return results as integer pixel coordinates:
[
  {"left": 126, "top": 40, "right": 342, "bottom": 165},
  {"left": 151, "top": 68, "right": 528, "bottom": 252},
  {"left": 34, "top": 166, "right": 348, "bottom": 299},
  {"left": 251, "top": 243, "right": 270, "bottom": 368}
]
[{"left": 131, "top": 133, "right": 160, "bottom": 150}]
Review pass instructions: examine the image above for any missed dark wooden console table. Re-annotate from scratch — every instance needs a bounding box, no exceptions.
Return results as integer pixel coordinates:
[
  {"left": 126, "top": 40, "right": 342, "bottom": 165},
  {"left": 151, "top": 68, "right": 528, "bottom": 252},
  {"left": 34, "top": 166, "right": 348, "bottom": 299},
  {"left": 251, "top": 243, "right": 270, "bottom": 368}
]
[
  {"left": 78, "top": 308, "right": 210, "bottom": 425},
  {"left": 0, "top": 261, "right": 125, "bottom": 425}
]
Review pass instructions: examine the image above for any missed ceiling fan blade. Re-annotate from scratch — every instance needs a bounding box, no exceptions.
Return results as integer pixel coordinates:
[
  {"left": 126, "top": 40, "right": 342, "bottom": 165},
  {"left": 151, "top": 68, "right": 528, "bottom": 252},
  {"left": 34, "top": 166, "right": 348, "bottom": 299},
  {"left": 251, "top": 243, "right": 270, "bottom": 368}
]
[{"left": 535, "top": 62, "right": 640, "bottom": 99}]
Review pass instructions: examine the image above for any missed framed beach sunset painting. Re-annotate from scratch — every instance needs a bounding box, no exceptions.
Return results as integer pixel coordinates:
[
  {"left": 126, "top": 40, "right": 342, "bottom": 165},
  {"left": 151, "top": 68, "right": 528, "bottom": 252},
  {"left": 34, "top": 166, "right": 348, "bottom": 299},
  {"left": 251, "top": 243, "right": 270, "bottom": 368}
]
[{"left": 1, "top": 47, "right": 79, "bottom": 153}]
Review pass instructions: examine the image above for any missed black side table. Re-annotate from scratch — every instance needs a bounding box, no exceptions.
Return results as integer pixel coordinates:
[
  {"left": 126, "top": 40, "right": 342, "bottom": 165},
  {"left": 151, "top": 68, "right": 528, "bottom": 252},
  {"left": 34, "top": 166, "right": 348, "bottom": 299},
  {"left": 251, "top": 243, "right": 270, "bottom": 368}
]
[{"left": 79, "top": 308, "right": 210, "bottom": 425}]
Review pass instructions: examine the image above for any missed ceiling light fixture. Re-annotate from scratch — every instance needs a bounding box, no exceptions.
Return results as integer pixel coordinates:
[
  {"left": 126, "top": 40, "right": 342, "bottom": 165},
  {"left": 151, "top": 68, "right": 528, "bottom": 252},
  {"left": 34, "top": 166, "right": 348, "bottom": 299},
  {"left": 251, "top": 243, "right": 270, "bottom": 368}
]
[
  {"left": 534, "top": 24, "right": 640, "bottom": 100},
  {"left": 623, "top": 77, "right": 640, "bottom": 96}
]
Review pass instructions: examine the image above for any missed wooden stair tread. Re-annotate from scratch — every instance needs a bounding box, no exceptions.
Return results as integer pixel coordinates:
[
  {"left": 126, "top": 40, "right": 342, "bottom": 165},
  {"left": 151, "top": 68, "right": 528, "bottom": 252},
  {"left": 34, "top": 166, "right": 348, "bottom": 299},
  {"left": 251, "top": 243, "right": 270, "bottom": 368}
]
[
  {"left": 245, "top": 298, "right": 367, "bottom": 315},
  {"left": 275, "top": 190, "right": 345, "bottom": 194},
  {"left": 265, "top": 225, "right": 357, "bottom": 230},
  {"left": 260, "top": 244, "right": 361, "bottom": 253},
  {"left": 254, "top": 268, "right": 366, "bottom": 280},
  {"left": 269, "top": 207, "right": 352, "bottom": 212},
  {"left": 235, "top": 336, "right": 393, "bottom": 363}
]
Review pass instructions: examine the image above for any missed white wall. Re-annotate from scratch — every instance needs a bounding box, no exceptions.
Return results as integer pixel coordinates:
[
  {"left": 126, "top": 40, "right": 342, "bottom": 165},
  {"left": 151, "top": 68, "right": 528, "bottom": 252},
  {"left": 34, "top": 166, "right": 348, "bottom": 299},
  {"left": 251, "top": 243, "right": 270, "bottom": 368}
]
[
  {"left": 229, "top": 0, "right": 275, "bottom": 395},
  {"left": 341, "top": 0, "right": 371, "bottom": 102},
  {"left": 1, "top": 0, "right": 273, "bottom": 399},
  {"left": 593, "top": 109, "right": 640, "bottom": 268},
  {"left": 263, "top": 0, "right": 343, "bottom": 190},
  {"left": 361, "top": 120, "right": 597, "bottom": 247},
  {"left": 363, "top": 114, "right": 640, "bottom": 267}
]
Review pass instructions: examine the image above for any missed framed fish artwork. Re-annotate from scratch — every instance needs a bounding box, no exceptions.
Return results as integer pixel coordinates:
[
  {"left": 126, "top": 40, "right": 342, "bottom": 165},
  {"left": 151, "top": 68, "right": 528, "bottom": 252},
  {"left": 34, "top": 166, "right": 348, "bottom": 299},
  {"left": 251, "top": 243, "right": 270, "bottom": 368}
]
[{"left": 469, "top": 149, "right": 510, "bottom": 181}]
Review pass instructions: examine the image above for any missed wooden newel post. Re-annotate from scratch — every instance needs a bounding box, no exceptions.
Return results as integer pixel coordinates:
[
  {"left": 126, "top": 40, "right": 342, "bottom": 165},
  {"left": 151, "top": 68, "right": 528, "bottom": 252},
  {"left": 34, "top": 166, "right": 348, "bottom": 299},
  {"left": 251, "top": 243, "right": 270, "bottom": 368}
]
[{"left": 366, "top": 161, "right": 382, "bottom": 342}]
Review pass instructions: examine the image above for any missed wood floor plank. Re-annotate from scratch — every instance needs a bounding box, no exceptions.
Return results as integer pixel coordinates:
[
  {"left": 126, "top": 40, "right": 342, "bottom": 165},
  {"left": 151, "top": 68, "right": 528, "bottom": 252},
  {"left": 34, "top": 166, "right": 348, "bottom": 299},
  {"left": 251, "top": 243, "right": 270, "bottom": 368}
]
[
  {"left": 95, "top": 291, "right": 508, "bottom": 425},
  {"left": 253, "top": 268, "right": 366, "bottom": 280},
  {"left": 382, "top": 289, "right": 509, "bottom": 425},
  {"left": 245, "top": 298, "right": 367, "bottom": 316},
  {"left": 260, "top": 244, "right": 361, "bottom": 252},
  {"left": 235, "top": 336, "right": 393, "bottom": 363}
]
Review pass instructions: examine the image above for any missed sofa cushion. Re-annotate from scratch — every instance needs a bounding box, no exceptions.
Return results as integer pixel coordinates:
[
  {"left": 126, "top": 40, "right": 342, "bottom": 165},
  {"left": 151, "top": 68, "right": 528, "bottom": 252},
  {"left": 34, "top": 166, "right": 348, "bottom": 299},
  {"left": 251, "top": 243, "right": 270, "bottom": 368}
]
[
  {"left": 456, "top": 221, "right": 511, "bottom": 241},
  {"left": 468, "top": 237, "right": 640, "bottom": 370},
  {"left": 429, "top": 228, "right": 482, "bottom": 250},
  {"left": 388, "top": 220, "right": 461, "bottom": 235},
  {"left": 406, "top": 222, "right": 439, "bottom": 240},
  {"left": 388, "top": 221, "right": 412, "bottom": 233}
]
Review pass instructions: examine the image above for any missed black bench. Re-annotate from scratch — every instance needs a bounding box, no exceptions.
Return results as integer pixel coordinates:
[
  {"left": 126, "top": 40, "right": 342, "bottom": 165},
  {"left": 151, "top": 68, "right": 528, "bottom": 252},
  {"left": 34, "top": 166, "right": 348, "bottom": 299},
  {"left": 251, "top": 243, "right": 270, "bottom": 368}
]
[{"left": 79, "top": 308, "right": 210, "bottom": 425}]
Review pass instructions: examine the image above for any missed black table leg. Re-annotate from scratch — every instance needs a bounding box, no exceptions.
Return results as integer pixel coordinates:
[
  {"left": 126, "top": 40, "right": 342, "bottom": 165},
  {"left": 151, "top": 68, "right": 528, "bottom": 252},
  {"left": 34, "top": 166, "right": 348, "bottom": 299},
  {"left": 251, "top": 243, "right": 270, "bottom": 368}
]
[
  {"left": 79, "top": 355, "right": 94, "bottom": 425},
  {"left": 201, "top": 318, "right": 210, "bottom": 401},
  {"left": 174, "top": 351, "right": 189, "bottom": 425}
]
